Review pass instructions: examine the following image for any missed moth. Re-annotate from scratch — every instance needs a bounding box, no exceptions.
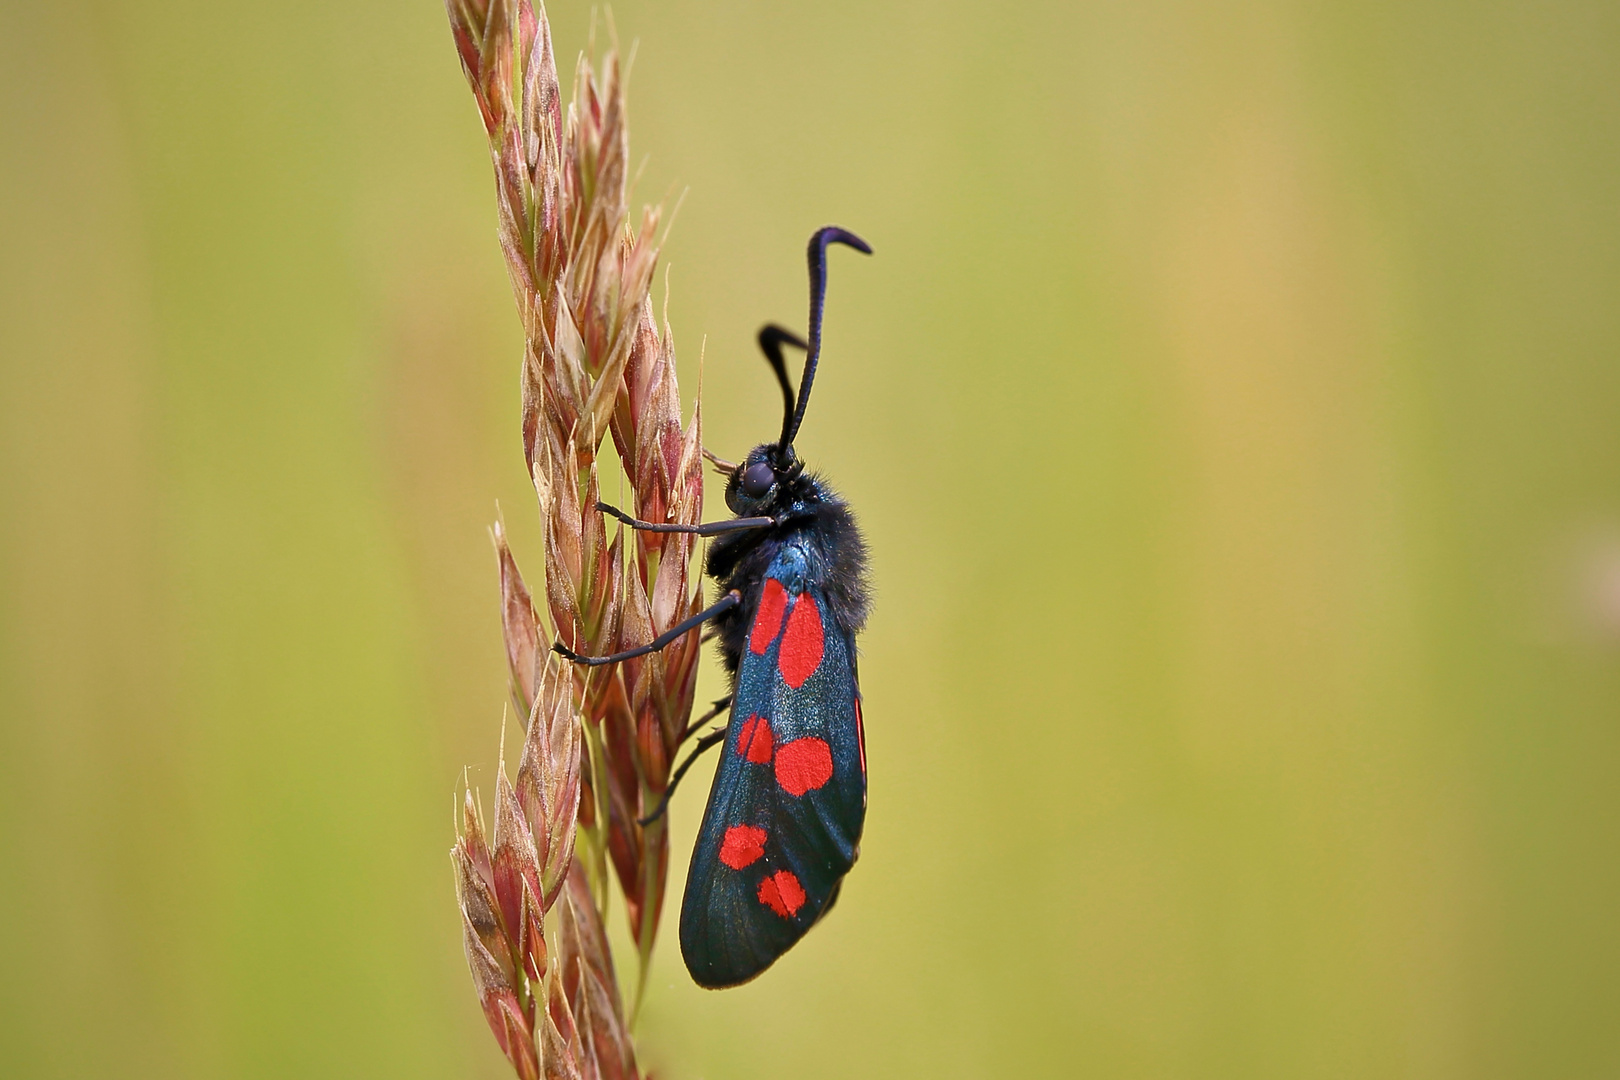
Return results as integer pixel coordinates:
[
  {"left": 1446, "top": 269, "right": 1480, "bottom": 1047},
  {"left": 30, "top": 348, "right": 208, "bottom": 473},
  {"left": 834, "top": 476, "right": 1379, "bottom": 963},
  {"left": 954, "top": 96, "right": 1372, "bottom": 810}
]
[{"left": 557, "top": 227, "right": 872, "bottom": 987}]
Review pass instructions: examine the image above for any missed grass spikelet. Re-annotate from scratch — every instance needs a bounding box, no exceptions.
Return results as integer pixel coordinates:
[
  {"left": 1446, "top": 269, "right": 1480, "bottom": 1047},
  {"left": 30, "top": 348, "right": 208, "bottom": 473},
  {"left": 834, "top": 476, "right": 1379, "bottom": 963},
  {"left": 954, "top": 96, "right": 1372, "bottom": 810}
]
[{"left": 447, "top": 0, "right": 706, "bottom": 1072}]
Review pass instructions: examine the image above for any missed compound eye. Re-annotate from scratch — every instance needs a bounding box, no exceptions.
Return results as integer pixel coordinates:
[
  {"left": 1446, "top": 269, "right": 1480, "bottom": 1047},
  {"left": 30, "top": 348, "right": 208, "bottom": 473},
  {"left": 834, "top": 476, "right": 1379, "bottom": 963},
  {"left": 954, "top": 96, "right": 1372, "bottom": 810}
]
[{"left": 740, "top": 461, "right": 775, "bottom": 498}]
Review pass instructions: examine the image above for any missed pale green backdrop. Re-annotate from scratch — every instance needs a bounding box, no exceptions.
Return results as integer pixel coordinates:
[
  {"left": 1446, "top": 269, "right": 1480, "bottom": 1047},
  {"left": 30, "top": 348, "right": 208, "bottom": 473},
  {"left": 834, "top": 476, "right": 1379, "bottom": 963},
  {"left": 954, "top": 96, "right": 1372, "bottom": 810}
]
[{"left": 4, "top": 1, "right": 1619, "bottom": 1077}]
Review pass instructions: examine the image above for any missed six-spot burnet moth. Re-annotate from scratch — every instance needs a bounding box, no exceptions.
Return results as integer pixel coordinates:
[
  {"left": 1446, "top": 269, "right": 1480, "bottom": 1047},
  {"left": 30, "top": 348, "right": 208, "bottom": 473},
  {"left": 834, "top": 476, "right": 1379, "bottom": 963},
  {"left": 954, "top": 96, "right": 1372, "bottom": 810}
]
[{"left": 555, "top": 226, "right": 872, "bottom": 987}]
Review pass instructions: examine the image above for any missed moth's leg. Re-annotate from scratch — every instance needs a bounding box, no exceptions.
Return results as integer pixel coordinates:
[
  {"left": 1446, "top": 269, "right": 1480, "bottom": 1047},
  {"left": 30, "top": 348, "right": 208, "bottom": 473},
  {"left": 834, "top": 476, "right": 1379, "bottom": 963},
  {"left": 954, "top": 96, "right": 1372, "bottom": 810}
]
[
  {"left": 638, "top": 726, "right": 728, "bottom": 826},
  {"left": 552, "top": 591, "right": 741, "bottom": 667},
  {"left": 595, "top": 501, "right": 777, "bottom": 536},
  {"left": 680, "top": 696, "right": 732, "bottom": 747}
]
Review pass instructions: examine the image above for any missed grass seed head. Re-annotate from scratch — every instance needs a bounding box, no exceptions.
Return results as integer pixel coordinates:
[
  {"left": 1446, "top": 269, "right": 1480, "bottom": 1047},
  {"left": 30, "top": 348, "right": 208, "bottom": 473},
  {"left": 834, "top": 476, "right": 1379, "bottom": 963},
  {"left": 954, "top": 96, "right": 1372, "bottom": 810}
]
[{"left": 450, "top": 0, "right": 706, "bottom": 1070}]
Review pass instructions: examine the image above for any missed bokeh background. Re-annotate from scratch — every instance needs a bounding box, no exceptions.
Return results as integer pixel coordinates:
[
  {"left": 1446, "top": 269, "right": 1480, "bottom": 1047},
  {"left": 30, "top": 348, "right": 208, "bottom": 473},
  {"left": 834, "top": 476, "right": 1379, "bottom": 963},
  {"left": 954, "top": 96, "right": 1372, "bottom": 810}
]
[{"left": 5, "top": 1, "right": 1619, "bottom": 1077}]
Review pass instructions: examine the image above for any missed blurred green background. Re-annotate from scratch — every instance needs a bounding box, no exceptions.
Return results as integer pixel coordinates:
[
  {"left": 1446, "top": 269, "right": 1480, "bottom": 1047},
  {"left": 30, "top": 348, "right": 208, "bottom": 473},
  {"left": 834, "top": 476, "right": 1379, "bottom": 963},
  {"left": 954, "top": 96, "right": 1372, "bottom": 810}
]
[{"left": 4, "top": 1, "right": 1619, "bottom": 1077}]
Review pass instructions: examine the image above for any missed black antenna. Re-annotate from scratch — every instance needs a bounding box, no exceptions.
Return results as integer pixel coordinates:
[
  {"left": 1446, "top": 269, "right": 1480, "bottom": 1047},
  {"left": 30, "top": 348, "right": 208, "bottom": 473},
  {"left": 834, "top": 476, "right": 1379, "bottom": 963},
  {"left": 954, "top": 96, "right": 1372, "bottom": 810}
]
[
  {"left": 757, "top": 325, "right": 808, "bottom": 451},
  {"left": 783, "top": 226, "right": 872, "bottom": 449}
]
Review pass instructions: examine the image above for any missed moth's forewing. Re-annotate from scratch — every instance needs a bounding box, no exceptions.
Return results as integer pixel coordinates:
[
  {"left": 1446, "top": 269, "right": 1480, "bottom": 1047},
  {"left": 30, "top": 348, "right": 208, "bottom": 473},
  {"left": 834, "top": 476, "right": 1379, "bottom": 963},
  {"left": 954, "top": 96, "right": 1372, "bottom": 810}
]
[{"left": 679, "top": 543, "right": 866, "bottom": 988}]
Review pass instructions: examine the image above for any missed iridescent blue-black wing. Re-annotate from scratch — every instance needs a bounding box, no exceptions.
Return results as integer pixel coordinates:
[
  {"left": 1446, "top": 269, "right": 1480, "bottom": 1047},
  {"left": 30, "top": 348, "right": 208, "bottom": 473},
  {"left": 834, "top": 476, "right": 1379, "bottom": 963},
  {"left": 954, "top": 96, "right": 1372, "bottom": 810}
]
[{"left": 679, "top": 545, "right": 867, "bottom": 988}]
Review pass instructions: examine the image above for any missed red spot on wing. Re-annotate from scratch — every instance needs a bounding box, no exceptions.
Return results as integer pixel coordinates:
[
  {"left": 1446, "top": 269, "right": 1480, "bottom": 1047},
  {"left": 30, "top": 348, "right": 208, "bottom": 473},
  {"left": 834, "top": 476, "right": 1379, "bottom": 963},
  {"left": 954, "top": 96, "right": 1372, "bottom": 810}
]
[
  {"left": 749, "top": 579, "right": 789, "bottom": 654},
  {"left": 855, "top": 697, "right": 866, "bottom": 775},
  {"left": 736, "top": 715, "right": 774, "bottom": 764},
  {"left": 719, "top": 825, "right": 766, "bottom": 870},
  {"left": 757, "top": 870, "right": 806, "bottom": 918},
  {"left": 775, "top": 737, "right": 834, "bottom": 796},
  {"left": 778, "top": 593, "right": 824, "bottom": 688}
]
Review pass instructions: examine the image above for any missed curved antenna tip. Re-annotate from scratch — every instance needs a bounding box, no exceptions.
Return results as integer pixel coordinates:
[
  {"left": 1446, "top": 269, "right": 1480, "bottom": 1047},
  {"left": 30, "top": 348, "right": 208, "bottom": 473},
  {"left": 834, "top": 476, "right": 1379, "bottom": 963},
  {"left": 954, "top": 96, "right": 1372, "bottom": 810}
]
[
  {"left": 757, "top": 324, "right": 808, "bottom": 451},
  {"left": 783, "top": 226, "right": 870, "bottom": 448},
  {"left": 758, "top": 324, "right": 808, "bottom": 351},
  {"left": 810, "top": 225, "right": 873, "bottom": 257}
]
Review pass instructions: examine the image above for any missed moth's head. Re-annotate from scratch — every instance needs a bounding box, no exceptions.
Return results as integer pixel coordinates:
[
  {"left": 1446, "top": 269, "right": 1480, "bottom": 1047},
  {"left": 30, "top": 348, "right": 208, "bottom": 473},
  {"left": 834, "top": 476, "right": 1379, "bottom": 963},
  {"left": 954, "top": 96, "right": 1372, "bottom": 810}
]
[{"left": 724, "top": 443, "right": 803, "bottom": 516}]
